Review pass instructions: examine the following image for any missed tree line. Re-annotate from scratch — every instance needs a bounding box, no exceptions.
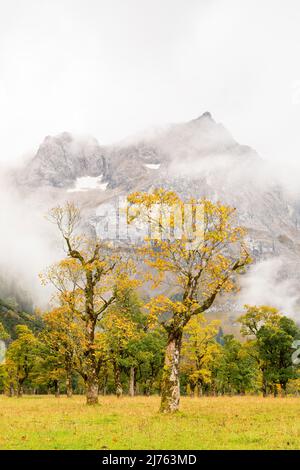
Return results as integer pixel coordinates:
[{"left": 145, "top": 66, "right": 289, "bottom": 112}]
[
  {"left": 0, "top": 189, "right": 300, "bottom": 412},
  {"left": 1, "top": 303, "right": 299, "bottom": 400}
]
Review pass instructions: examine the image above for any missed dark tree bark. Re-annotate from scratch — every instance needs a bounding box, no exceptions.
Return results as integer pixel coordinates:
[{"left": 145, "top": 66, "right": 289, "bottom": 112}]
[
  {"left": 262, "top": 370, "right": 268, "bottom": 397},
  {"left": 280, "top": 382, "right": 287, "bottom": 397},
  {"left": 189, "top": 381, "right": 196, "bottom": 397},
  {"left": 54, "top": 380, "right": 60, "bottom": 398}
]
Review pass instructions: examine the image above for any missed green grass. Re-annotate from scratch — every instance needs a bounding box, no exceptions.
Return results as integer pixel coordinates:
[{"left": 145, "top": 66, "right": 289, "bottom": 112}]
[{"left": 0, "top": 395, "right": 299, "bottom": 449}]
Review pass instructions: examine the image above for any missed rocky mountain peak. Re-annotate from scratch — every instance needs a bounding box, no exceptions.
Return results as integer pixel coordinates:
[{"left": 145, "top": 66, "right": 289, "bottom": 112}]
[
  {"left": 18, "top": 132, "right": 107, "bottom": 189},
  {"left": 195, "top": 111, "right": 214, "bottom": 121}
]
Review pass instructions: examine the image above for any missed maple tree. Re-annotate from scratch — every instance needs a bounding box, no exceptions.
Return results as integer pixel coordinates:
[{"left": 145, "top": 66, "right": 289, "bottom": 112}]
[
  {"left": 101, "top": 290, "right": 140, "bottom": 397},
  {"left": 43, "top": 202, "right": 138, "bottom": 404},
  {"left": 102, "top": 289, "right": 166, "bottom": 396},
  {"left": 39, "top": 306, "right": 86, "bottom": 397},
  {"left": 128, "top": 188, "right": 250, "bottom": 412},
  {"left": 181, "top": 316, "right": 221, "bottom": 396},
  {"left": 5, "top": 325, "right": 39, "bottom": 397}
]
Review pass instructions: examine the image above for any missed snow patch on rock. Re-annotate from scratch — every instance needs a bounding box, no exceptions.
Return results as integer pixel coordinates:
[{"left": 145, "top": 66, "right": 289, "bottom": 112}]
[
  {"left": 67, "top": 175, "right": 108, "bottom": 192},
  {"left": 144, "top": 163, "right": 161, "bottom": 170}
]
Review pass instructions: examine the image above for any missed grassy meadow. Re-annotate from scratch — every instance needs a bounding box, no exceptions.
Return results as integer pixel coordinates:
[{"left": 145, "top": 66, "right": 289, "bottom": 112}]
[{"left": 0, "top": 395, "right": 299, "bottom": 450}]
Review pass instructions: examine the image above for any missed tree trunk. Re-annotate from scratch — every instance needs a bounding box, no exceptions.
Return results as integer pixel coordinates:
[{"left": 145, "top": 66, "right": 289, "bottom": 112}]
[
  {"left": 17, "top": 380, "right": 24, "bottom": 397},
  {"left": 7, "top": 383, "right": 14, "bottom": 397},
  {"left": 148, "top": 376, "right": 155, "bottom": 396},
  {"left": 114, "top": 362, "right": 123, "bottom": 398},
  {"left": 262, "top": 370, "right": 268, "bottom": 397},
  {"left": 189, "top": 382, "right": 195, "bottom": 397},
  {"left": 85, "top": 318, "right": 99, "bottom": 405},
  {"left": 86, "top": 366, "right": 99, "bottom": 405},
  {"left": 280, "top": 383, "right": 287, "bottom": 397},
  {"left": 160, "top": 329, "right": 182, "bottom": 413},
  {"left": 99, "top": 373, "right": 108, "bottom": 396},
  {"left": 54, "top": 380, "right": 60, "bottom": 398},
  {"left": 66, "top": 373, "right": 73, "bottom": 398},
  {"left": 197, "top": 380, "right": 203, "bottom": 397},
  {"left": 129, "top": 367, "right": 135, "bottom": 397},
  {"left": 85, "top": 316, "right": 99, "bottom": 405}
]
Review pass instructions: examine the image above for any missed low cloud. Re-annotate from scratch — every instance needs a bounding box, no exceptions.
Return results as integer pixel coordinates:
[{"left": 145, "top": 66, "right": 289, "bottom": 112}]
[
  {"left": 0, "top": 169, "right": 60, "bottom": 308},
  {"left": 238, "top": 257, "right": 299, "bottom": 318}
]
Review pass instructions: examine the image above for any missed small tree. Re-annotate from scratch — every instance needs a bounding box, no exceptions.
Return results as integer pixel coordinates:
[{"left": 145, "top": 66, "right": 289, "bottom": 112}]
[
  {"left": 181, "top": 316, "right": 221, "bottom": 396},
  {"left": 128, "top": 189, "right": 250, "bottom": 412},
  {"left": 238, "top": 305, "right": 300, "bottom": 396},
  {"left": 40, "top": 306, "right": 86, "bottom": 397},
  {"left": 0, "top": 322, "right": 9, "bottom": 342},
  {"left": 5, "top": 325, "right": 38, "bottom": 397},
  {"left": 101, "top": 289, "right": 141, "bottom": 397},
  {"left": 0, "top": 325, "right": 9, "bottom": 395},
  {"left": 129, "top": 327, "right": 166, "bottom": 396},
  {"left": 100, "top": 288, "right": 165, "bottom": 397},
  {"left": 215, "top": 335, "right": 258, "bottom": 395}
]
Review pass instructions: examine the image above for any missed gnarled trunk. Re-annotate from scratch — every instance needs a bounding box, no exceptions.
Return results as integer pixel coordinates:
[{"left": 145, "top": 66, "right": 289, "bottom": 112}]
[
  {"left": 160, "top": 329, "right": 182, "bottom": 413},
  {"left": 85, "top": 362, "right": 99, "bottom": 405},
  {"left": 85, "top": 317, "right": 99, "bottom": 405}
]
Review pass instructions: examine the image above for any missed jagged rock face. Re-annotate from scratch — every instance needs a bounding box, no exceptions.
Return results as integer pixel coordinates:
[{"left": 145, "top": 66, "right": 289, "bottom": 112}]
[
  {"left": 105, "top": 112, "right": 246, "bottom": 190},
  {"left": 19, "top": 132, "right": 107, "bottom": 189},
  {"left": 18, "top": 113, "right": 249, "bottom": 191}
]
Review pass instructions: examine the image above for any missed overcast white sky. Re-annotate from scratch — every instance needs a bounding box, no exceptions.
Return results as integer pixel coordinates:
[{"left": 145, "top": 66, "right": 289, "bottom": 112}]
[{"left": 1, "top": 0, "right": 300, "bottom": 172}]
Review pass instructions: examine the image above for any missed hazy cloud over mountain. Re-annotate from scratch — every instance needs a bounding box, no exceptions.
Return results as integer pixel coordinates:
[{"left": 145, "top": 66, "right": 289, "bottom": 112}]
[{"left": 1, "top": 0, "right": 300, "bottom": 183}]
